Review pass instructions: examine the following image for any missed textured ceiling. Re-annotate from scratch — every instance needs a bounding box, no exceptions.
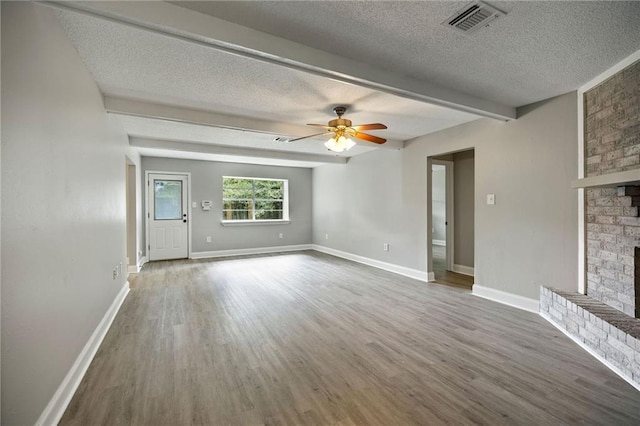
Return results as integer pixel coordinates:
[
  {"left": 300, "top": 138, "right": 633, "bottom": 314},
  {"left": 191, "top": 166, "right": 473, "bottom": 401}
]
[
  {"left": 54, "top": 7, "right": 479, "bottom": 159},
  {"left": 52, "top": 1, "right": 640, "bottom": 166},
  {"left": 175, "top": 1, "right": 640, "bottom": 107},
  {"left": 115, "top": 115, "right": 378, "bottom": 156},
  {"left": 52, "top": 8, "right": 477, "bottom": 136}
]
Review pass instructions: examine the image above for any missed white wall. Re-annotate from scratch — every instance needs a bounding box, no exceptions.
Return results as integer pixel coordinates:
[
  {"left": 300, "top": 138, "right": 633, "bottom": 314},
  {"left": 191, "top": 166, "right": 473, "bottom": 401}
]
[
  {"left": 141, "top": 157, "right": 312, "bottom": 254},
  {"left": 126, "top": 159, "right": 144, "bottom": 269},
  {"left": 1, "top": 3, "right": 137, "bottom": 424},
  {"left": 313, "top": 92, "right": 578, "bottom": 300},
  {"left": 431, "top": 165, "right": 446, "bottom": 243}
]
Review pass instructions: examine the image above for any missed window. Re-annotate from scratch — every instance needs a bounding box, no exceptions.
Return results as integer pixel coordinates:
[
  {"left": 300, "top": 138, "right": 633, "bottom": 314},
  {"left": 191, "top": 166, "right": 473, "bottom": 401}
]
[
  {"left": 154, "top": 179, "right": 183, "bottom": 220},
  {"left": 222, "top": 177, "right": 289, "bottom": 222}
]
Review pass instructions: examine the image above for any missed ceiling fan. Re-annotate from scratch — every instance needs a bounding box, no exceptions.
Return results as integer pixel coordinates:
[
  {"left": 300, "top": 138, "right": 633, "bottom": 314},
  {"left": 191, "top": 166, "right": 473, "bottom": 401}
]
[{"left": 284, "top": 106, "right": 387, "bottom": 153}]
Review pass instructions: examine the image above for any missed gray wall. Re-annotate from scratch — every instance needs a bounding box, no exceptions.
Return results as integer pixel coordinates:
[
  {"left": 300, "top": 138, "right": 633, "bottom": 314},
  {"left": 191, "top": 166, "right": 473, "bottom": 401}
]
[
  {"left": 431, "top": 166, "right": 446, "bottom": 242},
  {"left": 1, "top": 3, "right": 137, "bottom": 424},
  {"left": 141, "top": 157, "right": 312, "bottom": 254},
  {"left": 313, "top": 92, "right": 578, "bottom": 300},
  {"left": 313, "top": 149, "right": 418, "bottom": 266},
  {"left": 453, "top": 150, "right": 474, "bottom": 268}
]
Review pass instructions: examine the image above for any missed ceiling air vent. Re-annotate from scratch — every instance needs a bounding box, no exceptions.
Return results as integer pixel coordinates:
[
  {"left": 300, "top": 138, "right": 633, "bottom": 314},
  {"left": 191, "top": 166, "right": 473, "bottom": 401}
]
[{"left": 442, "top": 1, "right": 505, "bottom": 34}]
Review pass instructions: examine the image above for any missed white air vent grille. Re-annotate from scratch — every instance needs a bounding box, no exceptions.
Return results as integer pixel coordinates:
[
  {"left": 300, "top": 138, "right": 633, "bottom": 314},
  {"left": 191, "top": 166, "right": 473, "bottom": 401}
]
[{"left": 442, "top": 1, "right": 505, "bottom": 34}]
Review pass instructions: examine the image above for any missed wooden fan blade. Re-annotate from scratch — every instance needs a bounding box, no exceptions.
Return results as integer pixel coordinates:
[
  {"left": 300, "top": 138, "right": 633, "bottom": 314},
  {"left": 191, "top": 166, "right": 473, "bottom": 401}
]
[
  {"left": 354, "top": 132, "right": 386, "bottom": 144},
  {"left": 353, "top": 123, "right": 387, "bottom": 131},
  {"left": 287, "top": 131, "right": 332, "bottom": 143}
]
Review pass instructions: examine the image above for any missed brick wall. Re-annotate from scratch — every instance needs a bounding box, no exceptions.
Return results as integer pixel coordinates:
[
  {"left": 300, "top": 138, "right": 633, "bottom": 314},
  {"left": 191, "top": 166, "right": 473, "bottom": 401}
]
[
  {"left": 584, "top": 60, "right": 640, "bottom": 316},
  {"left": 585, "top": 60, "right": 640, "bottom": 177},
  {"left": 586, "top": 187, "right": 640, "bottom": 316}
]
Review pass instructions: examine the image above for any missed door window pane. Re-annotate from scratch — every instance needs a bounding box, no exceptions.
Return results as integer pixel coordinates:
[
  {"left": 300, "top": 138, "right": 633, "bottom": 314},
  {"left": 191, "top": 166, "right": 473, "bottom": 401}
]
[{"left": 155, "top": 180, "right": 182, "bottom": 220}]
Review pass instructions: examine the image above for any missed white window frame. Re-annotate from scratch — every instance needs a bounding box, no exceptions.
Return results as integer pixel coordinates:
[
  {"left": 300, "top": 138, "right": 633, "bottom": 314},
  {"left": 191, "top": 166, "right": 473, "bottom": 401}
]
[{"left": 221, "top": 176, "right": 290, "bottom": 225}]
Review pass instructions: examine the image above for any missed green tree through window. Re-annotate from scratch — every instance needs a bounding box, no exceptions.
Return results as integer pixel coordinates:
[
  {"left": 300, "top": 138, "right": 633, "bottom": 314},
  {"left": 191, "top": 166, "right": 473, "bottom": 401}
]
[{"left": 222, "top": 177, "right": 287, "bottom": 221}]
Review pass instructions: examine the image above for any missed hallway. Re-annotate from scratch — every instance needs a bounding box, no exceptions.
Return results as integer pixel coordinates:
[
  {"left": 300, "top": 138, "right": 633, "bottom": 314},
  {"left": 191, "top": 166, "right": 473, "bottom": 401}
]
[{"left": 432, "top": 245, "right": 474, "bottom": 289}]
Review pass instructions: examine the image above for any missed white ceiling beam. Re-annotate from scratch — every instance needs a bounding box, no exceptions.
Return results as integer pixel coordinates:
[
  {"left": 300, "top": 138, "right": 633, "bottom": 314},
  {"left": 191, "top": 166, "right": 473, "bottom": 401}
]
[
  {"left": 105, "top": 97, "right": 311, "bottom": 138},
  {"left": 106, "top": 97, "right": 405, "bottom": 150},
  {"left": 43, "top": 1, "right": 516, "bottom": 121},
  {"left": 130, "top": 137, "right": 348, "bottom": 165}
]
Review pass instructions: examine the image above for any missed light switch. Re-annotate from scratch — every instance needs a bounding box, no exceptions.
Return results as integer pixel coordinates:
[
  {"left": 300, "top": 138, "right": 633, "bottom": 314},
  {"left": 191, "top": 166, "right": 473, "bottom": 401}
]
[
  {"left": 192, "top": 202, "right": 197, "bottom": 208},
  {"left": 487, "top": 194, "right": 495, "bottom": 205}
]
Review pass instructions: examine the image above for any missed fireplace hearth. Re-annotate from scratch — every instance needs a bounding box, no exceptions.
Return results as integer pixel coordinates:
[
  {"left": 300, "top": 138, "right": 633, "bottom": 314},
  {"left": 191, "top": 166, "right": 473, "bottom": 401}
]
[{"left": 540, "top": 287, "right": 640, "bottom": 388}]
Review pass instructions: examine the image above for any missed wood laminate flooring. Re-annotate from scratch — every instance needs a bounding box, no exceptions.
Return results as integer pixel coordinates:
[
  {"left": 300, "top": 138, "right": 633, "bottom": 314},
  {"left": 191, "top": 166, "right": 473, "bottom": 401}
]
[
  {"left": 61, "top": 251, "right": 640, "bottom": 425},
  {"left": 432, "top": 245, "right": 474, "bottom": 289}
]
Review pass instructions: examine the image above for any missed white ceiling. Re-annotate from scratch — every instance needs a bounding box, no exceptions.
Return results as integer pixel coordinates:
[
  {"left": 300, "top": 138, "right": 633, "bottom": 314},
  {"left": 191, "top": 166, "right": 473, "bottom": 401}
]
[
  {"left": 175, "top": 1, "right": 640, "bottom": 107},
  {"left": 51, "top": 1, "right": 640, "bottom": 167}
]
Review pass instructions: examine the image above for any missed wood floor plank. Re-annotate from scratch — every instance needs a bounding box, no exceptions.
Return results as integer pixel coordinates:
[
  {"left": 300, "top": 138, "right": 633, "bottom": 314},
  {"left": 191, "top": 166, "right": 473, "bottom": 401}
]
[
  {"left": 432, "top": 245, "right": 474, "bottom": 289},
  {"left": 60, "top": 251, "right": 640, "bottom": 425}
]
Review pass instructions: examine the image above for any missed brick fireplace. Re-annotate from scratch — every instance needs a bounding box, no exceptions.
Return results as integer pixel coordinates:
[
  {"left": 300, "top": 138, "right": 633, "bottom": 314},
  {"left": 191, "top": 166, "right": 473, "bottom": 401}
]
[
  {"left": 586, "top": 186, "right": 640, "bottom": 318},
  {"left": 541, "top": 58, "right": 640, "bottom": 388},
  {"left": 583, "top": 58, "right": 640, "bottom": 318}
]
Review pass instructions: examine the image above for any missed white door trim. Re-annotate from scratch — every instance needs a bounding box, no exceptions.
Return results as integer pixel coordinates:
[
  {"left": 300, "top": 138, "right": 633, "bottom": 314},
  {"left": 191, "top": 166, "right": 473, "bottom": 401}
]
[{"left": 145, "top": 170, "right": 192, "bottom": 261}]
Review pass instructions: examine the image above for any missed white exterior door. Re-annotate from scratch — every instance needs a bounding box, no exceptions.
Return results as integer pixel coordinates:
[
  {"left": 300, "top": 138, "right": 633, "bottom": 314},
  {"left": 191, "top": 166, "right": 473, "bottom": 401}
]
[{"left": 148, "top": 173, "right": 189, "bottom": 261}]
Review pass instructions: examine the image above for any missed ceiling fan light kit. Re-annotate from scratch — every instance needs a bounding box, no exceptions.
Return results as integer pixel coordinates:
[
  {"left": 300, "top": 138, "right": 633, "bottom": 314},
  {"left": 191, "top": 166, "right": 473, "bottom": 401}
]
[
  {"left": 283, "top": 106, "right": 387, "bottom": 153},
  {"left": 325, "top": 134, "right": 356, "bottom": 153}
]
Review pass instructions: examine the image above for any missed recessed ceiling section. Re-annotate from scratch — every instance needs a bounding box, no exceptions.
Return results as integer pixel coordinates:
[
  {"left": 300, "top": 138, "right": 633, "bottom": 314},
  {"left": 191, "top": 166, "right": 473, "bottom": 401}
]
[
  {"left": 114, "top": 114, "right": 379, "bottom": 157},
  {"left": 53, "top": 6, "right": 480, "bottom": 147},
  {"left": 134, "top": 146, "right": 334, "bottom": 169},
  {"left": 45, "top": 1, "right": 640, "bottom": 167}
]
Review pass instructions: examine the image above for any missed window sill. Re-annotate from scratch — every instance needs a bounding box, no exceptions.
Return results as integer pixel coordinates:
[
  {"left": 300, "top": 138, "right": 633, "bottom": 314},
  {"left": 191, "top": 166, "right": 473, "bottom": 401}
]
[{"left": 221, "top": 220, "right": 291, "bottom": 227}]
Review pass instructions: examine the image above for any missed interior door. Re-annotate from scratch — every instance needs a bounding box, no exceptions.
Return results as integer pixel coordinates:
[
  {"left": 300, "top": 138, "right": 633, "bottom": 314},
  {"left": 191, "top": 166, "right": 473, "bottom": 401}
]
[{"left": 148, "top": 173, "right": 188, "bottom": 261}]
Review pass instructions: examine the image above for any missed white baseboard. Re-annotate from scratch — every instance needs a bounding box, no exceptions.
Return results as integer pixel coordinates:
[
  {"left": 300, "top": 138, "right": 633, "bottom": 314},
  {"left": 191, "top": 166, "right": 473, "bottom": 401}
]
[
  {"left": 312, "top": 245, "right": 428, "bottom": 282},
  {"left": 128, "top": 256, "right": 148, "bottom": 274},
  {"left": 191, "top": 244, "right": 312, "bottom": 259},
  {"left": 35, "top": 281, "right": 130, "bottom": 426},
  {"left": 540, "top": 311, "right": 640, "bottom": 392},
  {"left": 453, "top": 264, "right": 474, "bottom": 276},
  {"left": 472, "top": 284, "right": 539, "bottom": 313},
  {"left": 128, "top": 255, "right": 148, "bottom": 274},
  {"left": 432, "top": 239, "right": 446, "bottom": 246}
]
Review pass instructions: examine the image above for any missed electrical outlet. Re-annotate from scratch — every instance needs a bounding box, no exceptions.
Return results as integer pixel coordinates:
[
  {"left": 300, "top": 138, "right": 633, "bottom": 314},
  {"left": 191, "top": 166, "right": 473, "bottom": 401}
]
[
  {"left": 487, "top": 193, "right": 496, "bottom": 205},
  {"left": 206, "top": 236, "right": 212, "bottom": 243},
  {"left": 383, "top": 243, "right": 389, "bottom": 251},
  {"left": 278, "top": 233, "right": 283, "bottom": 239},
  {"left": 112, "top": 268, "right": 117, "bottom": 280},
  {"left": 325, "top": 233, "right": 329, "bottom": 240}
]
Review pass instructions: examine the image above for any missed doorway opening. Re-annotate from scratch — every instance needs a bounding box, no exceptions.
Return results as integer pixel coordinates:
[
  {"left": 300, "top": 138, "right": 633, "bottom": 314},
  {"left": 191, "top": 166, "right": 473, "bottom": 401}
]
[
  {"left": 125, "top": 158, "right": 138, "bottom": 273},
  {"left": 431, "top": 160, "right": 453, "bottom": 277},
  {"left": 428, "top": 150, "right": 475, "bottom": 289}
]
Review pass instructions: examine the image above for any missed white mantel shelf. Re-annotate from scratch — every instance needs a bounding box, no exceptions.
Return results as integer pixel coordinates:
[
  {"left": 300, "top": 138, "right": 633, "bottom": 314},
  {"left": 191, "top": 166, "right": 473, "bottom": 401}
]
[{"left": 572, "top": 169, "right": 640, "bottom": 189}]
